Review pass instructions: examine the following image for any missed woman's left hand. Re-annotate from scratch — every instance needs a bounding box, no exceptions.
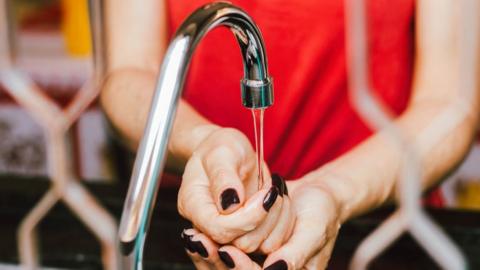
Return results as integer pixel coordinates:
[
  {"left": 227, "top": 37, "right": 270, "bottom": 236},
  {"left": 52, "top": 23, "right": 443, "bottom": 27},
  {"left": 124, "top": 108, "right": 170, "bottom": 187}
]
[
  {"left": 182, "top": 178, "right": 344, "bottom": 269},
  {"left": 261, "top": 180, "right": 342, "bottom": 269}
]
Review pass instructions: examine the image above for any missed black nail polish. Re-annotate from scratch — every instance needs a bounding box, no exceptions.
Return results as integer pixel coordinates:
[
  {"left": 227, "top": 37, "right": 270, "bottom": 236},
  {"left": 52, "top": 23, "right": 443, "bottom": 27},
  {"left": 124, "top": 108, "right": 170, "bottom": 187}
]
[
  {"left": 265, "top": 260, "right": 288, "bottom": 270},
  {"left": 248, "top": 252, "right": 267, "bottom": 265},
  {"left": 263, "top": 186, "right": 279, "bottom": 211},
  {"left": 271, "top": 173, "right": 285, "bottom": 197},
  {"left": 221, "top": 188, "right": 240, "bottom": 210},
  {"left": 119, "top": 240, "right": 134, "bottom": 256},
  {"left": 181, "top": 231, "right": 196, "bottom": 253},
  {"left": 191, "top": 240, "right": 209, "bottom": 258},
  {"left": 218, "top": 250, "right": 235, "bottom": 268}
]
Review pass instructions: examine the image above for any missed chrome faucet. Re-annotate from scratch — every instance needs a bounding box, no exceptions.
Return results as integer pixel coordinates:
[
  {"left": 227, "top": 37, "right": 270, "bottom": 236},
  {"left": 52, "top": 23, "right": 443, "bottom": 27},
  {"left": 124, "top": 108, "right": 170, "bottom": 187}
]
[{"left": 118, "top": 2, "right": 273, "bottom": 269}]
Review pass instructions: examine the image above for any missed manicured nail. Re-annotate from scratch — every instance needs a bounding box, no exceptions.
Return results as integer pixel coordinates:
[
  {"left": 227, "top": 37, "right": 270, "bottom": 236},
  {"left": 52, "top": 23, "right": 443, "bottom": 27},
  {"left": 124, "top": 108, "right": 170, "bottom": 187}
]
[
  {"left": 218, "top": 250, "right": 235, "bottom": 268},
  {"left": 265, "top": 259, "right": 288, "bottom": 270},
  {"left": 271, "top": 173, "right": 286, "bottom": 197},
  {"left": 119, "top": 240, "right": 134, "bottom": 255},
  {"left": 221, "top": 188, "right": 240, "bottom": 210},
  {"left": 263, "top": 186, "right": 279, "bottom": 211},
  {"left": 181, "top": 231, "right": 196, "bottom": 253},
  {"left": 191, "top": 240, "right": 209, "bottom": 258},
  {"left": 248, "top": 253, "right": 267, "bottom": 265}
]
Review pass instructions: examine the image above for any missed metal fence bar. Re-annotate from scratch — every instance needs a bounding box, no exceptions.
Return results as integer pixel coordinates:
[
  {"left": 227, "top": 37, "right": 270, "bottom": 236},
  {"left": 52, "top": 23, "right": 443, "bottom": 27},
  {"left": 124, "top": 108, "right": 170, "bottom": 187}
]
[
  {"left": 0, "top": 0, "right": 13, "bottom": 68},
  {"left": 0, "top": 1, "right": 120, "bottom": 269},
  {"left": 89, "top": 0, "right": 105, "bottom": 81},
  {"left": 345, "top": 0, "right": 478, "bottom": 269}
]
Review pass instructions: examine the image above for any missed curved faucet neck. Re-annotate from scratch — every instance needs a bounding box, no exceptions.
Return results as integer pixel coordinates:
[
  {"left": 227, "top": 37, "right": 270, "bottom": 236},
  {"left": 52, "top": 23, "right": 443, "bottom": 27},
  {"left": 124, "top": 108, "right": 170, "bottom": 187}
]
[
  {"left": 118, "top": 3, "right": 273, "bottom": 269},
  {"left": 169, "top": 2, "right": 274, "bottom": 108}
]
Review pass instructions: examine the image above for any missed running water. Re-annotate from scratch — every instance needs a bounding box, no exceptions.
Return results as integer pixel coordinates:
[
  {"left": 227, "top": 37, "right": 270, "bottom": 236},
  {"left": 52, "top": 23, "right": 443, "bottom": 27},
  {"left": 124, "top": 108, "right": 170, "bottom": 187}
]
[{"left": 251, "top": 108, "right": 265, "bottom": 189}]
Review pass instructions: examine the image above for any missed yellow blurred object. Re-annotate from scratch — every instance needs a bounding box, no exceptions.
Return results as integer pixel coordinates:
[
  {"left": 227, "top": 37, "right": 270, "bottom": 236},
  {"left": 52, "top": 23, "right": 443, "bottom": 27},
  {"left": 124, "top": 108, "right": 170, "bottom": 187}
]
[
  {"left": 456, "top": 181, "right": 480, "bottom": 210},
  {"left": 61, "top": 0, "right": 91, "bottom": 57}
]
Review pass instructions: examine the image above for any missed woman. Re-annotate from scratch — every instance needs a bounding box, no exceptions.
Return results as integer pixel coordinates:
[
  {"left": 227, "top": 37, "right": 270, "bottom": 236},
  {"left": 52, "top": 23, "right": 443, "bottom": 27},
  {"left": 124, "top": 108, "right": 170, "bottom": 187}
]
[{"left": 102, "top": 0, "right": 480, "bottom": 269}]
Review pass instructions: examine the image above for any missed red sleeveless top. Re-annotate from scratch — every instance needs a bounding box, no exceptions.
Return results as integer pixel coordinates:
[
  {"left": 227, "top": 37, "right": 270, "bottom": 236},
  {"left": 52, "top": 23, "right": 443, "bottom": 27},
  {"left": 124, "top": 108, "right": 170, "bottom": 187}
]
[{"left": 166, "top": 0, "right": 414, "bottom": 180}]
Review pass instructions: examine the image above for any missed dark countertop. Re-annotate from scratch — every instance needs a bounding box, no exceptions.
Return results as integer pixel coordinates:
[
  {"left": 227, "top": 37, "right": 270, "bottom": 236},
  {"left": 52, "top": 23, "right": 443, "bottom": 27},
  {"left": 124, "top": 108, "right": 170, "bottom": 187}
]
[{"left": 0, "top": 175, "right": 479, "bottom": 269}]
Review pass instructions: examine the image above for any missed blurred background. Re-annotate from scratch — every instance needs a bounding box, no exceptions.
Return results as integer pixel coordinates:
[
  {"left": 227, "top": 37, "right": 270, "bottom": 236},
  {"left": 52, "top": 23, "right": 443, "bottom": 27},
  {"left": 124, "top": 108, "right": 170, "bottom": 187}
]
[
  {"left": 0, "top": 0, "right": 479, "bottom": 269},
  {"left": 0, "top": 0, "right": 130, "bottom": 182},
  {"left": 2, "top": 0, "right": 479, "bottom": 209}
]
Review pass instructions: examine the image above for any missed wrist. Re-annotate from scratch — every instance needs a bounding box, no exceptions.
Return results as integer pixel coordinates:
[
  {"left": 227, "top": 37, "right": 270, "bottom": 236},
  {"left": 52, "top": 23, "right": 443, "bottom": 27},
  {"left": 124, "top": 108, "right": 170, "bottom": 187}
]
[
  {"left": 296, "top": 167, "right": 361, "bottom": 223},
  {"left": 168, "top": 123, "right": 221, "bottom": 161}
]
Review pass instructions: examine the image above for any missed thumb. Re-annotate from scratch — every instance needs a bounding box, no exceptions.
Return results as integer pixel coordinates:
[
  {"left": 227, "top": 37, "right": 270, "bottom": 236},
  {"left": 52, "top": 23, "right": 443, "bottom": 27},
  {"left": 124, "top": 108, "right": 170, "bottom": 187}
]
[
  {"left": 263, "top": 187, "right": 339, "bottom": 269},
  {"left": 179, "top": 155, "right": 280, "bottom": 244},
  {"left": 202, "top": 145, "right": 250, "bottom": 214}
]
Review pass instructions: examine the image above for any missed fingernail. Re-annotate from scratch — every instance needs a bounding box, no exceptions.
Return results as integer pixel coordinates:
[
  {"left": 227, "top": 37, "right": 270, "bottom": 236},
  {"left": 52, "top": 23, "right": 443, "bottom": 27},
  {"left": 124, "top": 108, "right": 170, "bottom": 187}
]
[
  {"left": 191, "top": 240, "right": 209, "bottom": 258},
  {"left": 221, "top": 188, "right": 240, "bottom": 210},
  {"left": 271, "top": 173, "right": 286, "bottom": 197},
  {"left": 265, "top": 259, "right": 288, "bottom": 270},
  {"left": 263, "top": 186, "right": 279, "bottom": 211},
  {"left": 181, "top": 231, "right": 196, "bottom": 253},
  {"left": 119, "top": 239, "right": 134, "bottom": 255},
  {"left": 218, "top": 250, "right": 235, "bottom": 268}
]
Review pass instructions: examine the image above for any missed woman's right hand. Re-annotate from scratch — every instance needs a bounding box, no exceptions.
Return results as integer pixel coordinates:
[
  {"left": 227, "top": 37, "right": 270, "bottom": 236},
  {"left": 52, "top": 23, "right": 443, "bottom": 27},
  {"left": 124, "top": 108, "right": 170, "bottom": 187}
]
[
  {"left": 182, "top": 178, "right": 342, "bottom": 270},
  {"left": 101, "top": 69, "right": 294, "bottom": 253},
  {"left": 177, "top": 127, "right": 295, "bottom": 253}
]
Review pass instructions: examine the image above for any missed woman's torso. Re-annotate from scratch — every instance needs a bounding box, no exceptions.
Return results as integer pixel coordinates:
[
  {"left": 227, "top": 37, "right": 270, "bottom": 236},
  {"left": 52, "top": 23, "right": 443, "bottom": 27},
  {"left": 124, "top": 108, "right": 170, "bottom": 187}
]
[{"left": 166, "top": 0, "right": 415, "bottom": 179}]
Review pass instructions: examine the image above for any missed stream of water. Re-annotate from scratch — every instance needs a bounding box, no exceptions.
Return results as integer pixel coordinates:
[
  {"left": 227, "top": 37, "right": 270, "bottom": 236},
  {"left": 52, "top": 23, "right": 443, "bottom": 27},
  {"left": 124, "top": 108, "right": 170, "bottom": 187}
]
[{"left": 251, "top": 108, "right": 265, "bottom": 190}]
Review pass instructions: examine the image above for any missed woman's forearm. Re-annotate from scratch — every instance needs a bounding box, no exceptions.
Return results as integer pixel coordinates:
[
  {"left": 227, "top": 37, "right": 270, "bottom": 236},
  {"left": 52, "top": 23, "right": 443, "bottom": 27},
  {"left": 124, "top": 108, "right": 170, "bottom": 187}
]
[
  {"left": 102, "top": 0, "right": 220, "bottom": 171},
  {"left": 299, "top": 0, "right": 480, "bottom": 222},
  {"left": 105, "top": 0, "right": 166, "bottom": 72},
  {"left": 302, "top": 100, "right": 478, "bottom": 222}
]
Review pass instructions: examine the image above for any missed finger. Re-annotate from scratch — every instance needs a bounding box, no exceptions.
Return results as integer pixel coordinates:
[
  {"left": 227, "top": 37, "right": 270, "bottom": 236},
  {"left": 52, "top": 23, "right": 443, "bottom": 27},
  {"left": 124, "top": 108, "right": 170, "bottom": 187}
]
[
  {"left": 260, "top": 174, "right": 294, "bottom": 252},
  {"left": 203, "top": 144, "right": 248, "bottom": 214},
  {"left": 259, "top": 196, "right": 295, "bottom": 254},
  {"left": 303, "top": 237, "right": 337, "bottom": 270},
  {"left": 182, "top": 229, "right": 214, "bottom": 270},
  {"left": 271, "top": 173, "right": 287, "bottom": 197},
  {"left": 215, "top": 186, "right": 279, "bottom": 244},
  {"left": 218, "top": 245, "right": 262, "bottom": 270},
  {"left": 263, "top": 188, "right": 338, "bottom": 269},
  {"left": 181, "top": 228, "right": 212, "bottom": 259},
  {"left": 187, "top": 254, "right": 211, "bottom": 270},
  {"left": 250, "top": 162, "right": 272, "bottom": 192},
  {"left": 233, "top": 194, "right": 283, "bottom": 253},
  {"left": 185, "top": 228, "right": 229, "bottom": 270},
  {"left": 180, "top": 157, "right": 280, "bottom": 244}
]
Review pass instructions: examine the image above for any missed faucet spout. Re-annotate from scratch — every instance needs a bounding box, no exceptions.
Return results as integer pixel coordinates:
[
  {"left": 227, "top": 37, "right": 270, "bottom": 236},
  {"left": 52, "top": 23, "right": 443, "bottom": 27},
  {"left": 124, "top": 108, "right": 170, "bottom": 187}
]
[{"left": 118, "top": 3, "right": 273, "bottom": 269}]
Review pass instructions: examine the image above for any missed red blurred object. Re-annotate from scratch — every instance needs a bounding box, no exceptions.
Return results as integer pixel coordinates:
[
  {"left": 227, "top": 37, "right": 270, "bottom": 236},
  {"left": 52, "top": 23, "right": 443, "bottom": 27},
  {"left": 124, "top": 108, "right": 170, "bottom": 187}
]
[
  {"left": 163, "top": 0, "right": 448, "bottom": 205},
  {"left": 168, "top": 0, "right": 414, "bottom": 180},
  {"left": 19, "top": 3, "right": 62, "bottom": 31}
]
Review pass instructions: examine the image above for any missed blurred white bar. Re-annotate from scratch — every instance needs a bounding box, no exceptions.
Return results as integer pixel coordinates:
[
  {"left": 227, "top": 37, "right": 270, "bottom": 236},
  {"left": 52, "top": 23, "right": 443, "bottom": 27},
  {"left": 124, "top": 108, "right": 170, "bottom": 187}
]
[
  {"left": 349, "top": 212, "right": 406, "bottom": 270},
  {"left": 345, "top": 0, "right": 470, "bottom": 269},
  {"left": 88, "top": 0, "right": 105, "bottom": 80},
  {"left": 0, "top": 0, "right": 13, "bottom": 68},
  {"left": 0, "top": 71, "right": 65, "bottom": 130},
  {"left": 0, "top": 264, "right": 66, "bottom": 270},
  {"left": 0, "top": 0, "right": 120, "bottom": 269},
  {"left": 18, "top": 189, "right": 60, "bottom": 269}
]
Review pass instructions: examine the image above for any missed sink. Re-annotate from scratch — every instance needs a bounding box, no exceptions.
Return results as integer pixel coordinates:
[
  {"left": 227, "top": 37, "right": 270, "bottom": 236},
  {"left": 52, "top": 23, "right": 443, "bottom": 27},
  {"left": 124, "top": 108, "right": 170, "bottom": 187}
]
[{"left": 0, "top": 175, "right": 479, "bottom": 269}]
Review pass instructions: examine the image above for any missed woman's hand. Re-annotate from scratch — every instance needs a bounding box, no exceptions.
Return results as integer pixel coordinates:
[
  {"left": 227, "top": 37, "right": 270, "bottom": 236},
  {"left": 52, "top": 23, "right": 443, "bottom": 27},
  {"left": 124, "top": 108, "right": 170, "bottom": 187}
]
[
  {"left": 260, "top": 180, "right": 341, "bottom": 269},
  {"left": 183, "top": 178, "right": 343, "bottom": 269},
  {"left": 178, "top": 128, "right": 295, "bottom": 251}
]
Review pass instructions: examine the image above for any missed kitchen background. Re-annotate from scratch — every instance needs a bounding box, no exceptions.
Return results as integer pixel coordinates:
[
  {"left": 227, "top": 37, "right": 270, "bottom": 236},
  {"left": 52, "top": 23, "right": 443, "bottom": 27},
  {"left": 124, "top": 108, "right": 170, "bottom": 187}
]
[{"left": 2, "top": 0, "right": 478, "bottom": 209}]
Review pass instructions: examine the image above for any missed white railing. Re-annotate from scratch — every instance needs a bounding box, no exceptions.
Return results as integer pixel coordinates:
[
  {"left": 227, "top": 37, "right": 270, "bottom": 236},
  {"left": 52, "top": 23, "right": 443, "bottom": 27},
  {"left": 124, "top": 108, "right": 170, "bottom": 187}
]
[
  {"left": 345, "top": 0, "right": 478, "bottom": 269},
  {"left": 0, "top": 0, "right": 119, "bottom": 269}
]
